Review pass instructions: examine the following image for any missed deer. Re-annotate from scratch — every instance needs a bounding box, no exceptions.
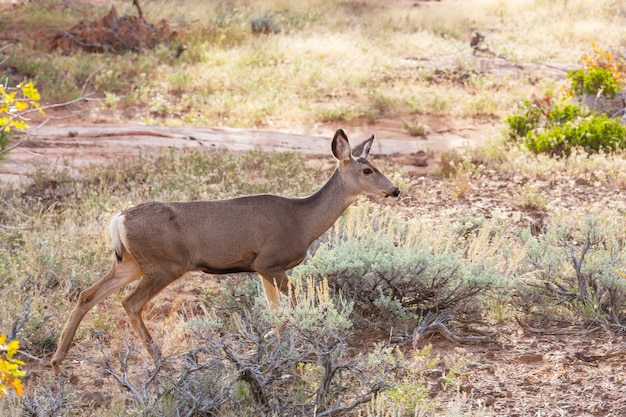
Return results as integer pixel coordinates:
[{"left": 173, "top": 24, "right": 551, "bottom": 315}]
[{"left": 50, "top": 129, "right": 400, "bottom": 375}]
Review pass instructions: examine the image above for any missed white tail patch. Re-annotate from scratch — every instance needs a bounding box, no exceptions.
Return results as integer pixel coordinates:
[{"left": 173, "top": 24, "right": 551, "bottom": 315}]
[{"left": 109, "top": 213, "right": 128, "bottom": 262}]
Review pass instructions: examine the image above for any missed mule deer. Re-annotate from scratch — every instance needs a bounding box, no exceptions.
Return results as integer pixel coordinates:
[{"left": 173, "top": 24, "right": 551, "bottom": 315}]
[{"left": 50, "top": 129, "right": 400, "bottom": 375}]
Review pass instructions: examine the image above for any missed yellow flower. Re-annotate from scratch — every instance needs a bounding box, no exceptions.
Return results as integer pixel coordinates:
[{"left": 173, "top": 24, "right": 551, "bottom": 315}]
[{"left": 0, "top": 333, "right": 25, "bottom": 398}]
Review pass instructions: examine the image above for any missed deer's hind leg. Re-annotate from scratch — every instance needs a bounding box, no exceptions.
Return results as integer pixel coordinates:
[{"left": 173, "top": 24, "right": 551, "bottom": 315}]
[
  {"left": 51, "top": 254, "right": 143, "bottom": 374},
  {"left": 121, "top": 264, "right": 185, "bottom": 363}
]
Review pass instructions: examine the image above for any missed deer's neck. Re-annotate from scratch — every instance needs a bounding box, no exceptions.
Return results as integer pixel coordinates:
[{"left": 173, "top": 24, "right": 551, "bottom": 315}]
[{"left": 298, "top": 167, "right": 357, "bottom": 244}]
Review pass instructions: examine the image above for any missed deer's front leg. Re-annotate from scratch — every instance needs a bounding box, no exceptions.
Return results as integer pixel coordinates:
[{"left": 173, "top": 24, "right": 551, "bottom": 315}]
[
  {"left": 259, "top": 271, "right": 294, "bottom": 309},
  {"left": 258, "top": 271, "right": 294, "bottom": 341}
]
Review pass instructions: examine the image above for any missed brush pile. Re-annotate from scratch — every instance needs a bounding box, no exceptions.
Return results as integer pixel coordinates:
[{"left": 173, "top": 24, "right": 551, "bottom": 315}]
[{"left": 35, "top": 4, "right": 176, "bottom": 54}]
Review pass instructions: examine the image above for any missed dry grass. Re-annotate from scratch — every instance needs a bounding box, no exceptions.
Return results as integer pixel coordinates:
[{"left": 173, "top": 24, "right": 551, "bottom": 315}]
[{"left": 2, "top": 0, "right": 623, "bottom": 127}]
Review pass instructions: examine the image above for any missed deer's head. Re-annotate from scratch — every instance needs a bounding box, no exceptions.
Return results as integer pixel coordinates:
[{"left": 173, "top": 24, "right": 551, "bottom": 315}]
[{"left": 331, "top": 129, "right": 400, "bottom": 199}]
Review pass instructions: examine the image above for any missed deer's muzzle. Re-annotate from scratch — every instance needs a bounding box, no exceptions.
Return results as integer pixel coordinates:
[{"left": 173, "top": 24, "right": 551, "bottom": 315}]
[{"left": 387, "top": 187, "right": 401, "bottom": 198}]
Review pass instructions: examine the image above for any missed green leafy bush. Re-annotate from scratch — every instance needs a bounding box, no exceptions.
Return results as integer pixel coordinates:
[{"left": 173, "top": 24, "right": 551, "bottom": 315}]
[
  {"left": 505, "top": 100, "right": 542, "bottom": 140},
  {"left": 548, "top": 102, "right": 582, "bottom": 125},
  {"left": 505, "top": 45, "right": 626, "bottom": 157},
  {"left": 568, "top": 67, "right": 620, "bottom": 98},
  {"left": 524, "top": 113, "right": 626, "bottom": 156},
  {"left": 506, "top": 97, "right": 626, "bottom": 156},
  {"left": 505, "top": 98, "right": 581, "bottom": 142}
]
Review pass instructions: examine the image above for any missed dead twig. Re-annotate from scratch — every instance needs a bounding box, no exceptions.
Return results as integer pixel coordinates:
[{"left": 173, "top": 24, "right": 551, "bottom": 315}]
[
  {"left": 413, "top": 312, "right": 493, "bottom": 349},
  {"left": 514, "top": 316, "right": 602, "bottom": 336},
  {"left": 0, "top": 223, "right": 34, "bottom": 230},
  {"left": 423, "top": 322, "right": 492, "bottom": 344},
  {"left": 132, "top": 0, "right": 144, "bottom": 20},
  {"left": 575, "top": 350, "right": 626, "bottom": 363},
  {"left": 9, "top": 297, "right": 31, "bottom": 340}
]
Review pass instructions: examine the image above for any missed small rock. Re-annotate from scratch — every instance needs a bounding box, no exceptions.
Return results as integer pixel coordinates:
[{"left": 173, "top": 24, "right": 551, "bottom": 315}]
[
  {"left": 426, "top": 368, "right": 443, "bottom": 378},
  {"left": 519, "top": 353, "right": 543, "bottom": 363},
  {"left": 460, "top": 383, "right": 474, "bottom": 393},
  {"left": 91, "top": 329, "right": 107, "bottom": 339},
  {"left": 481, "top": 395, "right": 496, "bottom": 407},
  {"left": 413, "top": 150, "right": 428, "bottom": 167}
]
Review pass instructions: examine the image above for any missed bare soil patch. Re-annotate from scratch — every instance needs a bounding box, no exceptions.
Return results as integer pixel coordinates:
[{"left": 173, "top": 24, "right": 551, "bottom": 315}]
[{"left": 427, "top": 325, "right": 626, "bottom": 416}]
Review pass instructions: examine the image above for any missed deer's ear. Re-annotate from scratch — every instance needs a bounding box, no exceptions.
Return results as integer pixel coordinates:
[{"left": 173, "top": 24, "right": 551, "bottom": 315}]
[
  {"left": 332, "top": 129, "right": 352, "bottom": 162},
  {"left": 352, "top": 135, "right": 374, "bottom": 159}
]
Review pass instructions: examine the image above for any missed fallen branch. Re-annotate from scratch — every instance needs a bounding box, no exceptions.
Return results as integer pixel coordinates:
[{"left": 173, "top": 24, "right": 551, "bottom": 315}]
[
  {"left": 0, "top": 224, "right": 34, "bottom": 230},
  {"left": 575, "top": 350, "right": 626, "bottom": 363},
  {"left": 514, "top": 316, "right": 601, "bottom": 336},
  {"left": 412, "top": 312, "right": 493, "bottom": 349},
  {"left": 421, "top": 322, "right": 492, "bottom": 345}
]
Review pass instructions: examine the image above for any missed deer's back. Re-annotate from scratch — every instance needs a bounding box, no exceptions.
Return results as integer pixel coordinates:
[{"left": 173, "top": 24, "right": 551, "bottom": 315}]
[{"left": 120, "top": 197, "right": 308, "bottom": 273}]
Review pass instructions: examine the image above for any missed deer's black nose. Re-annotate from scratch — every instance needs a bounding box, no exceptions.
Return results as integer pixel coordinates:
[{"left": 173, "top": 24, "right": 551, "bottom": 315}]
[{"left": 388, "top": 187, "right": 400, "bottom": 198}]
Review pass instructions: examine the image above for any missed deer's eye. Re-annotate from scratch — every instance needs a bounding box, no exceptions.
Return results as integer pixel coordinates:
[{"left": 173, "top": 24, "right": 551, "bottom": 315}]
[{"left": 363, "top": 168, "right": 373, "bottom": 175}]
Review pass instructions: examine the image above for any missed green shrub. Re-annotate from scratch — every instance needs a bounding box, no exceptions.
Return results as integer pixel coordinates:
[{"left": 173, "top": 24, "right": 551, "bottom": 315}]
[
  {"left": 505, "top": 46, "right": 626, "bottom": 157},
  {"left": 505, "top": 99, "right": 581, "bottom": 141},
  {"left": 525, "top": 113, "right": 626, "bottom": 156},
  {"left": 505, "top": 98, "right": 626, "bottom": 156},
  {"left": 548, "top": 102, "right": 581, "bottom": 125},
  {"left": 505, "top": 99, "right": 542, "bottom": 140},
  {"left": 568, "top": 67, "right": 620, "bottom": 98},
  {"left": 294, "top": 233, "right": 496, "bottom": 327}
]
